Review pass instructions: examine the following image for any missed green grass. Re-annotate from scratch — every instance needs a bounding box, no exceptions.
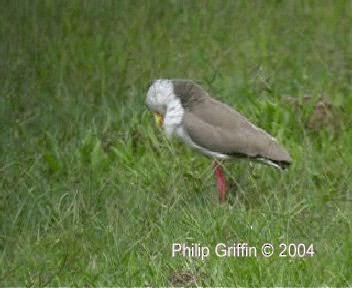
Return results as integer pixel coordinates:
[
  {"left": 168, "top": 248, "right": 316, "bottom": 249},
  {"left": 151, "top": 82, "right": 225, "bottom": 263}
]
[{"left": 1, "top": 0, "right": 352, "bottom": 286}]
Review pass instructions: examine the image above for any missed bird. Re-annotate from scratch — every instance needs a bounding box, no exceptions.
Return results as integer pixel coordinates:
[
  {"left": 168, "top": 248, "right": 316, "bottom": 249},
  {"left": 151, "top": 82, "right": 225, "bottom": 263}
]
[{"left": 145, "top": 79, "right": 292, "bottom": 203}]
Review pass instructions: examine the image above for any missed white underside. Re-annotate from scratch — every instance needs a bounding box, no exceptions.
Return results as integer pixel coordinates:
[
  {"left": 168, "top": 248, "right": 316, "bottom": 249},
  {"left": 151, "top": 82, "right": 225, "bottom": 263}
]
[
  {"left": 174, "top": 126, "right": 230, "bottom": 159},
  {"left": 256, "top": 158, "right": 283, "bottom": 170},
  {"left": 175, "top": 126, "right": 283, "bottom": 169}
]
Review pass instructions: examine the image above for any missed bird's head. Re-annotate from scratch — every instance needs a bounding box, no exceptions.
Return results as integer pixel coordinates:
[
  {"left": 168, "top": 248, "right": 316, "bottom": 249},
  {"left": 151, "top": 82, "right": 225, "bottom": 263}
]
[{"left": 145, "top": 79, "right": 174, "bottom": 126}]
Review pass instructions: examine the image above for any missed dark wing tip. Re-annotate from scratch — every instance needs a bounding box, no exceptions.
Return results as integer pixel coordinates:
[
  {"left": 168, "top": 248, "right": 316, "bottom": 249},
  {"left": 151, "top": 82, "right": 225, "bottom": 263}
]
[{"left": 272, "top": 159, "right": 292, "bottom": 170}]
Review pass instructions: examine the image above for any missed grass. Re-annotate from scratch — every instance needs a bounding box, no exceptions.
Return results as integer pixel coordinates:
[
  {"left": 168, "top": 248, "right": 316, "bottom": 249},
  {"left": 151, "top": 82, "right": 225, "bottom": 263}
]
[{"left": 1, "top": 0, "right": 352, "bottom": 286}]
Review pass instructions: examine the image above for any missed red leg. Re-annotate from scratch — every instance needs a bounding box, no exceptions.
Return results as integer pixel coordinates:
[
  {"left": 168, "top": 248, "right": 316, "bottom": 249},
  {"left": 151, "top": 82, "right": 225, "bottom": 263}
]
[{"left": 214, "top": 161, "right": 227, "bottom": 203}]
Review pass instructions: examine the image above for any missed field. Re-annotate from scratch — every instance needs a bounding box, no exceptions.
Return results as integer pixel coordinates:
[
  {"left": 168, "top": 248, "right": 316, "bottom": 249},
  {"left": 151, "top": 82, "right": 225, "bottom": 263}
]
[{"left": 1, "top": 0, "right": 352, "bottom": 286}]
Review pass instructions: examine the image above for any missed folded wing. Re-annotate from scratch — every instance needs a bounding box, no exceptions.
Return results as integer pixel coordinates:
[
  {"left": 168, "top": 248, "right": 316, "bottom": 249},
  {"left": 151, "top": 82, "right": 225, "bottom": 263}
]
[{"left": 182, "top": 97, "right": 291, "bottom": 166}]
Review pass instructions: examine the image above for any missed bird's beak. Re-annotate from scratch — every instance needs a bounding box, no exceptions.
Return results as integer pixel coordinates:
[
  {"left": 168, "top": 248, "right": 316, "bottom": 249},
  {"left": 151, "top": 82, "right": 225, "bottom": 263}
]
[{"left": 153, "top": 112, "right": 163, "bottom": 126}]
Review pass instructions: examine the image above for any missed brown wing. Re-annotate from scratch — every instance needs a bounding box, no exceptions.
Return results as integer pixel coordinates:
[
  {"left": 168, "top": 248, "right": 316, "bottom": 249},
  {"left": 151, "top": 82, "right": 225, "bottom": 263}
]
[{"left": 182, "top": 97, "right": 291, "bottom": 163}]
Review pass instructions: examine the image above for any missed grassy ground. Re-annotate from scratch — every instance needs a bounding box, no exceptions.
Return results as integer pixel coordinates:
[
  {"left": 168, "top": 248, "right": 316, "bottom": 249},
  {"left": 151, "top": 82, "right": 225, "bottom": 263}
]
[{"left": 1, "top": 0, "right": 352, "bottom": 286}]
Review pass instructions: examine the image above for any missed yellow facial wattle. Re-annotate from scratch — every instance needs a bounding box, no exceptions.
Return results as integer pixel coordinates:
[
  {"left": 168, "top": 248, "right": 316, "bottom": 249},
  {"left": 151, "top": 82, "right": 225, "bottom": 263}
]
[{"left": 154, "top": 113, "right": 163, "bottom": 126}]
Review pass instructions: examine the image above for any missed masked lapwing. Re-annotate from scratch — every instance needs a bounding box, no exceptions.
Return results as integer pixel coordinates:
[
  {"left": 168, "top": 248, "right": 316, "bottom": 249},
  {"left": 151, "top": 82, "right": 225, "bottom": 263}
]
[{"left": 145, "top": 79, "right": 291, "bottom": 203}]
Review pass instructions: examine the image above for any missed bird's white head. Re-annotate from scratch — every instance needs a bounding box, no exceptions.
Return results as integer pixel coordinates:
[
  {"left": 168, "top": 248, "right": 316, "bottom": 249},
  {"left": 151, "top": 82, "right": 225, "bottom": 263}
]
[{"left": 145, "top": 79, "right": 175, "bottom": 115}]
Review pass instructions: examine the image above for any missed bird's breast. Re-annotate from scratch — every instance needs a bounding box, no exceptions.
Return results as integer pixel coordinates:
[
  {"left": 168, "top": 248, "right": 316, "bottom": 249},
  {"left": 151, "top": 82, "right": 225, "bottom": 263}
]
[{"left": 163, "top": 98, "right": 184, "bottom": 137}]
